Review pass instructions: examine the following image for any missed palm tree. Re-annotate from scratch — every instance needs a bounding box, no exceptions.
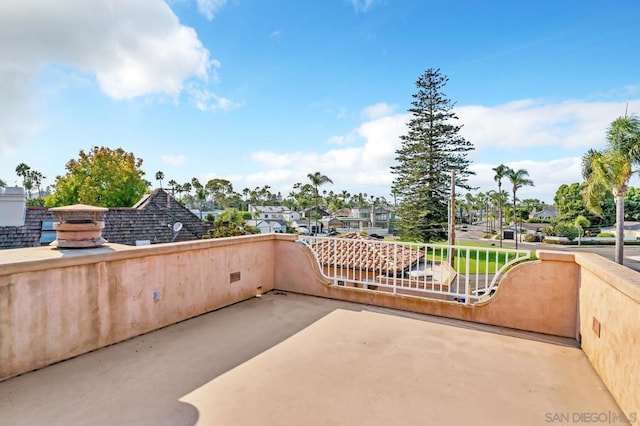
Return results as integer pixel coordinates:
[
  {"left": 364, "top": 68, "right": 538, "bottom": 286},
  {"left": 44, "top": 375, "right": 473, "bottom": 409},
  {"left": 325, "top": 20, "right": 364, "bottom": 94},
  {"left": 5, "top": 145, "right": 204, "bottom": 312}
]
[
  {"left": 155, "top": 171, "right": 164, "bottom": 189},
  {"left": 307, "top": 172, "right": 333, "bottom": 233},
  {"left": 506, "top": 168, "right": 534, "bottom": 249},
  {"left": 582, "top": 115, "right": 640, "bottom": 264},
  {"left": 0, "top": 178, "right": 6, "bottom": 189},
  {"left": 492, "top": 164, "right": 510, "bottom": 247},
  {"left": 167, "top": 179, "right": 178, "bottom": 196},
  {"left": 29, "top": 170, "right": 45, "bottom": 198}
]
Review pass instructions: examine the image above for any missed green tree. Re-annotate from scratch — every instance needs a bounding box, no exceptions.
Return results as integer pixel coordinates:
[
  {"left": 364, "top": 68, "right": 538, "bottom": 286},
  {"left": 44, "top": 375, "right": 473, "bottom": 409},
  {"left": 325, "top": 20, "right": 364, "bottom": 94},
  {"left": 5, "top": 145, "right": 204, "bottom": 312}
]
[
  {"left": 307, "top": 172, "right": 333, "bottom": 232},
  {"left": 520, "top": 198, "right": 544, "bottom": 216},
  {"left": 553, "top": 182, "right": 614, "bottom": 226},
  {"left": 506, "top": 168, "right": 534, "bottom": 249},
  {"left": 206, "top": 178, "right": 234, "bottom": 209},
  {"left": 391, "top": 68, "right": 474, "bottom": 242},
  {"left": 155, "top": 171, "right": 164, "bottom": 189},
  {"left": 15, "top": 162, "right": 33, "bottom": 198},
  {"left": 0, "top": 178, "right": 6, "bottom": 188},
  {"left": 582, "top": 115, "right": 640, "bottom": 264},
  {"left": 492, "top": 164, "right": 510, "bottom": 247},
  {"left": 167, "top": 179, "right": 179, "bottom": 196},
  {"left": 29, "top": 170, "right": 45, "bottom": 197},
  {"left": 625, "top": 186, "right": 640, "bottom": 220},
  {"left": 45, "top": 146, "right": 150, "bottom": 208},
  {"left": 574, "top": 215, "right": 590, "bottom": 245}
]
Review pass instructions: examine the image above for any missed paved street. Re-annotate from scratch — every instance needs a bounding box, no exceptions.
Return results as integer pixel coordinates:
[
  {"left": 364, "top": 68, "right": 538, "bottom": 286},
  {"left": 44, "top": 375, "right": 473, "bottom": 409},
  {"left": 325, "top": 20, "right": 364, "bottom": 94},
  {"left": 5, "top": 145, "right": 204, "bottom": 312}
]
[{"left": 456, "top": 223, "right": 640, "bottom": 273}]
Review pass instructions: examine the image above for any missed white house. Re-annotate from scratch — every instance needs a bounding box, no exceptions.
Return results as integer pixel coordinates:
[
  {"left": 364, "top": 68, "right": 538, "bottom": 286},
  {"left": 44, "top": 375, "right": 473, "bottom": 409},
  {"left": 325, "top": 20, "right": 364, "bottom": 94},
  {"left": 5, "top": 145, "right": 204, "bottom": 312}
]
[
  {"left": 530, "top": 206, "right": 558, "bottom": 220},
  {"left": 245, "top": 219, "right": 287, "bottom": 234}
]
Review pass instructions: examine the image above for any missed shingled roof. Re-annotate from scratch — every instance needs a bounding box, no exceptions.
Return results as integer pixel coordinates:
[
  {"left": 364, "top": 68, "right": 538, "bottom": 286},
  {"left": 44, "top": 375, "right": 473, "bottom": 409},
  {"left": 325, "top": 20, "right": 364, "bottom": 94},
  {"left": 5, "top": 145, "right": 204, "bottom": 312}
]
[
  {"left": 0, "top": 208, "right": 52, "bottom": 250},
  {"left": 0, "top": 189, "right": 211, "bottom": 250},
  {"left": 308, "top": 232, "right": 424, "bottom": 276}
]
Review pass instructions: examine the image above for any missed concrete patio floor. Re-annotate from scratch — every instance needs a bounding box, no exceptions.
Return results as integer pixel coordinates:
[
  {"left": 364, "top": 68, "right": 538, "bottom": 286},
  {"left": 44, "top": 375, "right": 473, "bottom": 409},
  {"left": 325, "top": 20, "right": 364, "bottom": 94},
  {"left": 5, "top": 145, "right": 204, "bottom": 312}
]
[{"left": 0, "top": 292, "right": 626, "bottom": 425}]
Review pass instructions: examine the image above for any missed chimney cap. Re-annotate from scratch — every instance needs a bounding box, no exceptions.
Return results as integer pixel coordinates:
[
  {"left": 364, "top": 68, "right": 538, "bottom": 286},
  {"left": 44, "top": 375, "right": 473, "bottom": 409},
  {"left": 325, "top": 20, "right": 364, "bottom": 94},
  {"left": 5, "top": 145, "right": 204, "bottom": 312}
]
[{"left": 50, "top": 204, "right": 108, "bottom": 212}]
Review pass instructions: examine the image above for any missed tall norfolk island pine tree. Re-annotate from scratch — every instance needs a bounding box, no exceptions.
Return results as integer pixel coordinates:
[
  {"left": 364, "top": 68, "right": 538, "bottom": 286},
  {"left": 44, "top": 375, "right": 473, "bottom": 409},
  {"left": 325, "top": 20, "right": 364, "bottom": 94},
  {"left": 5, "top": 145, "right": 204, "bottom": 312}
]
[{"left": 392, "top": 68, "right": 474, "bottom": 242}]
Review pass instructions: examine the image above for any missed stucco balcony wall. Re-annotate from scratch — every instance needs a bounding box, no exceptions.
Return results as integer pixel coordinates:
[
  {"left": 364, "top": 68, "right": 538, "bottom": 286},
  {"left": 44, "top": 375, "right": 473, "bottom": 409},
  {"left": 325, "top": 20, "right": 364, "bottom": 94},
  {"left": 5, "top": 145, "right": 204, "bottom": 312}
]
[
  {"left": 0, "top": 234, "right": 276, "bottom": 381},
  {"left": 275, "top": 240, "right": 580, "bottom": 338},
  {"left": 575, "top": 253, "right": 640, "bottom": 423},
  {"left": 0, "top": 233, "right": 638, "bottom": 423}
]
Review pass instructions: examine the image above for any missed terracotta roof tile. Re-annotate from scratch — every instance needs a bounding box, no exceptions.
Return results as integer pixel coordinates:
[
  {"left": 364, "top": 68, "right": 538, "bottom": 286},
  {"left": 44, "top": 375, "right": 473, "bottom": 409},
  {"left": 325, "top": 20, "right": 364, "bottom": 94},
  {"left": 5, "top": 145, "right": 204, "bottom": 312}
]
[{"left": 309, "top": 233, "right": 424, "bottom": 275}]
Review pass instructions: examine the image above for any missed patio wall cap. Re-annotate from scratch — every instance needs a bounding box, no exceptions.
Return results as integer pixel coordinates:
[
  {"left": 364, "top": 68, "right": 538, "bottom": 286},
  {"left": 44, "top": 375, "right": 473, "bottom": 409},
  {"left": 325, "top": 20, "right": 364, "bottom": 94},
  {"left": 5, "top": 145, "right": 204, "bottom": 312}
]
[
  {"left": 574, "top": 252, "right": 640, "bottom": 304},
  {"left": 536, "top": 250, "right": 576, "bottom": 262}
]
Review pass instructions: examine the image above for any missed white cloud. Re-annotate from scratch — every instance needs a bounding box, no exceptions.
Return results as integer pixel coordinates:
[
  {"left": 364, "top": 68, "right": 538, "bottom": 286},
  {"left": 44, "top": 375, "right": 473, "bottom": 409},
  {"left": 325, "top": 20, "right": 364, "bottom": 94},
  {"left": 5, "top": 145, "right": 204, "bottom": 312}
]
[
  {"left": 469, "top": 158, "right": 582, "bottom": 204},
  {"left": 189, "top": 86, "right": 244, "bottom": 111},
  {"left": 362, "top": 102, "right": 396, "bottom": 120},
  {"left": 456, "top": 98, "right": 640, "bottom": 151},
  {"left": 197, "top": 0, "right": 228, "bottom": 20},
  {"left": 161, "top": 154, "right": 187, "bottom": 166},
  {"left": 0, "top": 0, "right": 214, "bottom": 155},
  {"left": 269, "top": 30, "right": 282, "bottom": 39},
  {"left": 349, "top": 0, "right": 378, "bottom": 13},
  {"left": 242, "top": 97, "right": 640, "bottom": 202}
]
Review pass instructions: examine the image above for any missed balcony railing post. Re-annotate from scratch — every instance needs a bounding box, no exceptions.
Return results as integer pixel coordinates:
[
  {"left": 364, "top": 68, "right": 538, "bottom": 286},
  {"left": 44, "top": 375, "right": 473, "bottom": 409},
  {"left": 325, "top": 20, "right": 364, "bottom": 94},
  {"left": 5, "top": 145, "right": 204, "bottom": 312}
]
[{"left": 465, "top": 248, "right": 471, "bottom": 305}]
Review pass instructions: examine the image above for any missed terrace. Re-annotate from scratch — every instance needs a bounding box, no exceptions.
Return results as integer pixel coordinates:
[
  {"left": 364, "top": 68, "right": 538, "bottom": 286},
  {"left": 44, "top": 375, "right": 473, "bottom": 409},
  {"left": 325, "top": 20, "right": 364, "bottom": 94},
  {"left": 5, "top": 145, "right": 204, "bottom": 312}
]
[{"left": 0, "top": 233, "right": 638, "bottom": 425}]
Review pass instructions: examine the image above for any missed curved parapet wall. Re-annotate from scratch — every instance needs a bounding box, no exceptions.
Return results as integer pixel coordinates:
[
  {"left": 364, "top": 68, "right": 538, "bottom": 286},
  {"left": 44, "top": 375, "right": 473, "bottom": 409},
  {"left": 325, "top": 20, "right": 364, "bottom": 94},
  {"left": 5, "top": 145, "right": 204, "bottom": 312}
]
[{"left": 274, "top": 241, "right": 580, "bottom": 338}]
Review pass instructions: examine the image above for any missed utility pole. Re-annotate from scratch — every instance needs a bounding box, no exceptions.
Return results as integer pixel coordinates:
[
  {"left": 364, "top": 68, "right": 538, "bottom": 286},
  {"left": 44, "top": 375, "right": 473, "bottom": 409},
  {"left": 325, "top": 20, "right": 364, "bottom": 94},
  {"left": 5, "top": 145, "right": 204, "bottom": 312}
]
[{"left": 448, "top": 172, "right": 456, "bottom": 266}]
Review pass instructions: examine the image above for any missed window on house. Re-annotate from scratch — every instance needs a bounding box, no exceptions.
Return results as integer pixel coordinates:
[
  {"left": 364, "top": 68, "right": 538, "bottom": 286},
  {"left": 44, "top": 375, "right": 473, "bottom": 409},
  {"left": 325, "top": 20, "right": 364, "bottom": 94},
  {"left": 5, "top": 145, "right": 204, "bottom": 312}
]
[{"left": 39, "top": 220, "right": 56, "bottom": 245}]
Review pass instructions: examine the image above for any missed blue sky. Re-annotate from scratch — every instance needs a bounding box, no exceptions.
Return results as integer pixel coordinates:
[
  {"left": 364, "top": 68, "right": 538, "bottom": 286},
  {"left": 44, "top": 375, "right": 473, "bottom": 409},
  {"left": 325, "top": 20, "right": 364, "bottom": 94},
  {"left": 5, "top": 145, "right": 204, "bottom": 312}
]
[{"left": 1, "top": 0, "right": 640, "bottom": 204}]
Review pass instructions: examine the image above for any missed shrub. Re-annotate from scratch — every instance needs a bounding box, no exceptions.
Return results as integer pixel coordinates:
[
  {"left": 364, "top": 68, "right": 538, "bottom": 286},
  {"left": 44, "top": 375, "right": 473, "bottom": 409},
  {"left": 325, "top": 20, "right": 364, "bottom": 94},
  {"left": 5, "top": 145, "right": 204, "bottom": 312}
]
[
  {"left": 557, "top": 223, "right": 578, "bottom": 241},
  {"left": 597, "top": 232, "right": 615, "bottom": 238},
  {"left": 522, "top": 233, "right": 538, "bottom": 242},
  {"left": 545, "top": 222, "right": 579, "bottom": 241}
]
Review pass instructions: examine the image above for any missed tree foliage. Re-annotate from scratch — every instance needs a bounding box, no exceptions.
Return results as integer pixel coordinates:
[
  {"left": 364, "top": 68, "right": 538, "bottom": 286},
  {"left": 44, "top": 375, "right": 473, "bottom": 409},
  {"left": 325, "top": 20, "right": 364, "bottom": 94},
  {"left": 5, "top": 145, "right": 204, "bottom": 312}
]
[
  {"left": 581, "top": 114, "right": 640, "bottom": 264},
  {"left": 625, "top": 186, "right": 640, "bottom": 220},
  {"left": 202, "top": 210, "right": 259, "bottom": 238},
  {"left": 553, "top": 182, "right": 614, "bottom": 226},
  {"left": 15, "top": 162, "right": 46, "bottom": 199},
  {"left": 307, "top": 171, "right": 333, "bottom": 230},
  {"left": 391, "top": 68, "right": 474, "bottom": 242},
  {"left": 492, "top": 164, "right": 510, "bottom": 247},
  {"left": 45, "top": 146, "right": 149, "bottom": 208}
]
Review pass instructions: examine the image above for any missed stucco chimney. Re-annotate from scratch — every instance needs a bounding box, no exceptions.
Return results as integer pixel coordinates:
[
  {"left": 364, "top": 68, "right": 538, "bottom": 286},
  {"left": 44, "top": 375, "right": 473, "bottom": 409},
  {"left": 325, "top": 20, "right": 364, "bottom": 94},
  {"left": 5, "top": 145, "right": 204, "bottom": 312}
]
[
  {"left": 49, "top": 204, "right": 108, "bottom": 248},
  {"left": 0, "top": 187, "right": 26, "bottom": 226}
]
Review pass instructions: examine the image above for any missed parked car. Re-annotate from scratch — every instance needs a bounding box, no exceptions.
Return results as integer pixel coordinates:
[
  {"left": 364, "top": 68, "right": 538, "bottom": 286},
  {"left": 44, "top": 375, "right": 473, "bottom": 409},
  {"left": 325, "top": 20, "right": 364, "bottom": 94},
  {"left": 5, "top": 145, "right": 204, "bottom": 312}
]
[
  {"left": 327, "top": 229, "right": 338, "bottom": 236},
  {"left": 368, "top": 233, "right": 385, "bottom": 240}
]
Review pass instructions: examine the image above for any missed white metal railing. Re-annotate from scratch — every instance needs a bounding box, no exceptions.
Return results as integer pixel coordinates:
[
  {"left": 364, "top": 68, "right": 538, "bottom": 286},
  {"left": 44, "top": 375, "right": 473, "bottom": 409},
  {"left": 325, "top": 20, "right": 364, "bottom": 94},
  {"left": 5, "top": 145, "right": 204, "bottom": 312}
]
[{"left": 298, "top": 234, "right": 531, "bottom": 305}]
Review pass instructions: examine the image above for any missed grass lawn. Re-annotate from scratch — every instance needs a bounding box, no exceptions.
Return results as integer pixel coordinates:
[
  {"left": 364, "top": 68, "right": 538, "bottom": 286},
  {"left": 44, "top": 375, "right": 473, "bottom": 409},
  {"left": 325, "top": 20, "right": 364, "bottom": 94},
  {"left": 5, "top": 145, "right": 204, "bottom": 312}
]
[{"left": 395, "top": 240, "right": 529, "bottom": 274}]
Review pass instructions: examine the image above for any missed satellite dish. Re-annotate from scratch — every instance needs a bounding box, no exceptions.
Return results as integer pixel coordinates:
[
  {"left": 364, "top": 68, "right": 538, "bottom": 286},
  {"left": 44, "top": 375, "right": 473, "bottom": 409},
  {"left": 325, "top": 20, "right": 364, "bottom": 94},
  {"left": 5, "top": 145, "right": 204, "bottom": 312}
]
[{"left": 172, "top": 222, "right": 183, "bottom": 233}]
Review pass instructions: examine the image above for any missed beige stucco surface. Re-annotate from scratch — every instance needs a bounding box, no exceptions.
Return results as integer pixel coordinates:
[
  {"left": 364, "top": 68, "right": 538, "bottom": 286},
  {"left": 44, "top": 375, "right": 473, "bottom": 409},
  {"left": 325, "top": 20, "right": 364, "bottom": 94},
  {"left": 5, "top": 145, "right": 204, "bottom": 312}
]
[
  {"left": 0, "top": 236, "right": 277, "bottom": 380},
  {"left": 181, "top": 306, "right": 624, "bottom": 426},
  {"left": 0, "top": 233, "right": 637, "bottom": 424},
  {"left": 1, "top": 292, "right": 623, "bottom": 426},
  {"left": 575, "top": 253, "right": 640, "bottom": 424}
]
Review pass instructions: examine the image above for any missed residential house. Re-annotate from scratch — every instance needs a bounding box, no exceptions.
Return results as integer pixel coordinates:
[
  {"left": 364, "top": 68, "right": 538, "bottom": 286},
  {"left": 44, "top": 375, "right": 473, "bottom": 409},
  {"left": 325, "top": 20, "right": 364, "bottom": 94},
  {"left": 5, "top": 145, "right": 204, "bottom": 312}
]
[
  {"left": 530, "top": 205, "right": 558, "bottom": 220},
  {"left": 244, "top": 219, "right": 287, "bottom": 234},
  {"left": 0, "top": 188, "right": 211, "bottom": 249},
  {"left": 248, "top": 205, "right": 287, "bottom": 220},
  {"left": 338, "top": 205, "right": 397, "bottom": 230}
]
